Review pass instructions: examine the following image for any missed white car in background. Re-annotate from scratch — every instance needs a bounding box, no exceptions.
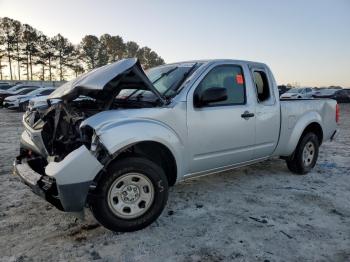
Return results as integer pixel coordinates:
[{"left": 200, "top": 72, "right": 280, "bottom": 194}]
[
  {"left": 1, "top": 87, "right": 39, "bottom": 107},
  {"left": 0, "top": 83, "right": 40, "bottom": 94},
  {"left": 28, "top": 95, "right": 92, "bottom": 112},
  {"left": 4, "top": 87, "right": 55, "bottom": 111},
  {"left": 280, "top": 87, "right": 314, "bottom": 99},
  {"left": 28, "top": 95, "right": 59, "bottom": 111}
]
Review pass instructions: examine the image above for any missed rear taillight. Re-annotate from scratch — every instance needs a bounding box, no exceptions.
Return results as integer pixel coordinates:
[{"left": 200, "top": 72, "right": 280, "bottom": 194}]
[{"left": 336, "top": 103, "right": 340, "bottom": 124}]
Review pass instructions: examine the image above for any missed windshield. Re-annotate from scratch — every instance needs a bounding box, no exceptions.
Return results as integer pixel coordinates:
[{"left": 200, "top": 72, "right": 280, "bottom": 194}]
[
  {"left": 26, "top": 88, "right": 53, "bottom": 96},
  {"left": 0, "top": 85, "right": 11, "bottom": 90},
  {"left": 145, "top": 63, "right": 201, "bottom": 97},
  {"left": 8, "top": 85, "right": 26, "bottom": 92},
  {"left": 8, "top": 85, "right": 38, "bottom": 92},
  {"left": 17, "top": 88, "right": 35, "bottom": 95},
  {"left": 286, "top": 88, "right": 302, "bottom": 93}
]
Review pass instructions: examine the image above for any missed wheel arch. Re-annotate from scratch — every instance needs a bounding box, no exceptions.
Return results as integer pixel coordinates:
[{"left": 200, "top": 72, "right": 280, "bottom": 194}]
[
  {"left": 276, "top": 110, "right": 324, "bottom": 157},
  {"left": 300, "top": 122, "right": 323, "bottom": 145},
  {"left": 93, "top": 120, "right": 184, "bottom": 186},
  {"left": 108, "top": 140, "right": 178, "bottom": 186},
  {"left": 285, "top": 121, "right": 323, "bottom": 158}
]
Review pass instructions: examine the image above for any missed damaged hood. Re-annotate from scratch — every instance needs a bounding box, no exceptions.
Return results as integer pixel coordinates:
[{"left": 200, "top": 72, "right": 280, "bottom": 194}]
[{"left": 48, "top": 58, "right": 166, "bottom": 104}]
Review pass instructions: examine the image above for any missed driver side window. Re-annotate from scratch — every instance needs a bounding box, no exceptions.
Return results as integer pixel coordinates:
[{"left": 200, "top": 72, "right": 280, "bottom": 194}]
[{"left": 193, "top": 65, "right": 246, "bottom": 107}]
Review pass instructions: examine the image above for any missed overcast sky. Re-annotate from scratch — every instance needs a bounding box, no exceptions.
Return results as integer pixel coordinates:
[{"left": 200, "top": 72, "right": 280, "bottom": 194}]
[{"left": 1, "top": 0, "right": 349, "bottom": 86}]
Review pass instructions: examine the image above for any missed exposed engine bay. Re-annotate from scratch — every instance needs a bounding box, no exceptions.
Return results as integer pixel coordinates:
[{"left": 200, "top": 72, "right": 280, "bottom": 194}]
[
  {"left": 23, "top": 58, "right": 166, "bottom": 161},
  {"left": 38, "top": 99, "right": 99, "bottom": 160},
  {"left": 27, "top": 92, "right": 160, "bottom": 162}
]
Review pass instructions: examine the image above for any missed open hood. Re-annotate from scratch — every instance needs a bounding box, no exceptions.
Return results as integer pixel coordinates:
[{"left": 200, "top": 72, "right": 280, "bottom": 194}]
[{"left": 48, "top": 58, "right": 166, "bottom": 104}]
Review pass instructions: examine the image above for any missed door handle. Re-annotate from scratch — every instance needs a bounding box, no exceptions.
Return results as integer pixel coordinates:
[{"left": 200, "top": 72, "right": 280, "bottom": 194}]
[{"left": 241, "top": 111, "right": 255, "bottom": 119}]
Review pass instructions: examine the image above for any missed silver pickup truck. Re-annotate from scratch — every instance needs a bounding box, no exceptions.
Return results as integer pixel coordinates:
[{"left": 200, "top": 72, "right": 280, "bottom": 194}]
[{"left": 14, "top": 58, "right": 338, "bottom": 232}]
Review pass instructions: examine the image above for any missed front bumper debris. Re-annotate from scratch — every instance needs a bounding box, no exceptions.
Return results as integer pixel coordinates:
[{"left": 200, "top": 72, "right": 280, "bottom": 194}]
[
  {"left": 13, "top": 145, "right": 103, "bottom": 212},
  {"left": 45, "top": 145, "right": 103, "bottom": 211},
  {"left": 13, "top": 158, "right": 64, "bottom": 210}
]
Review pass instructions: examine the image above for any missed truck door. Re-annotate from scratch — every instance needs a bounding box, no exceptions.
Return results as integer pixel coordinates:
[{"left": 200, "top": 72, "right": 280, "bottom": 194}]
[
  {"left": 186, "top": 64, "right": 256, "bottom": 174},
  {"left": 250, "top": 67, "right": 280, "bottom": 159}
]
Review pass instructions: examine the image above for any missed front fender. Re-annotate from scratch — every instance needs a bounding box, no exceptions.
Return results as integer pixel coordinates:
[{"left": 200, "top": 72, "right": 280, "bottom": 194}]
[{"left": 93, "top": 119, "right": 185, "bottom": 182}]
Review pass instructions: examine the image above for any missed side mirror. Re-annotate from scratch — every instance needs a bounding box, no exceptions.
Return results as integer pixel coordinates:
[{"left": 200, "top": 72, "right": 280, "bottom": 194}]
[{"left": 195, "top": 87, "right": 227, "bottom": 107}]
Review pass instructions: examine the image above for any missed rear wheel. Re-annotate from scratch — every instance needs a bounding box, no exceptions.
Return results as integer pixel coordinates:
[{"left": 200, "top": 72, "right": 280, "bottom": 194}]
[
  {"left": 286, "top": 132, "right": 319, "bottom": 175},
  {"left": 89, "top": 157, "right": 168, "bottom": 232}
]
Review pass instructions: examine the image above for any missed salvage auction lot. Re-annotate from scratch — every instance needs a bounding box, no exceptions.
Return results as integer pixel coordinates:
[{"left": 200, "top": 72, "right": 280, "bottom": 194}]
[{"left": 0, "top": 105, "right": 349, "bottom": 261}]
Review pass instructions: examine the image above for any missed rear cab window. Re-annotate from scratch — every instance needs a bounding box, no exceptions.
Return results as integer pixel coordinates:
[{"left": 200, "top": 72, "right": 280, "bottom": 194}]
[{"left": 251, "top": 68, "right": 275, "bottom": 105}]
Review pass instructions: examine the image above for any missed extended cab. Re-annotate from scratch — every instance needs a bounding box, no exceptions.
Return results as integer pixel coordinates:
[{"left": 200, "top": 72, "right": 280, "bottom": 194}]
[{"left": 13, "top": 58, "right": 338, "bottom": 232}]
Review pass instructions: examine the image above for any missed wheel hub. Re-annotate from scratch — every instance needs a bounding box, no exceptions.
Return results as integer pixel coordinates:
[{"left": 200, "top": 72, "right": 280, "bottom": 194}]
[
  {"left": 303, "top": 141, "right": 315, "bottom": 167},
  {"left": 107, "top": 172, "right": 154, "bottom": 219},
  {"left": 121, "top": 184, "right": 140, "bottom": 203}
]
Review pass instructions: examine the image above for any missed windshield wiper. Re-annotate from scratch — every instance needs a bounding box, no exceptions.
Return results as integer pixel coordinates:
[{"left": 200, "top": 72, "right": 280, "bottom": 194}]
[
  {"left": 125, "top": 89, "right": 142, "bottom": 100},
  {"left": 163, "top": 63, "right": 198, "bottom": 97},
  {"left": 152, "top": 67, "right": 178, "bottom": 85},
  {"left": 120, "top": 67, "right": 178, "bottom": 105}
]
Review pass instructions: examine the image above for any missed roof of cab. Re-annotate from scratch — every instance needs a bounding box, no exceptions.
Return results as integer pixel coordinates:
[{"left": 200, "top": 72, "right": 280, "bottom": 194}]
[{"left": 161, "top": 59, "right": 268, "bottom": 68}]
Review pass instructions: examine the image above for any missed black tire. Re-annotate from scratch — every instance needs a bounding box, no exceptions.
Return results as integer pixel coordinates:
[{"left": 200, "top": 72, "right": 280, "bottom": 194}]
[
  {"left": 19, "top": 102, "right": 28, "bottom": 112},
  {"left": 89, "top": 157, "right": 168, "bottom": 232},
  {"left": 286, "top": 132, "right": 319, "bottom": 175}
]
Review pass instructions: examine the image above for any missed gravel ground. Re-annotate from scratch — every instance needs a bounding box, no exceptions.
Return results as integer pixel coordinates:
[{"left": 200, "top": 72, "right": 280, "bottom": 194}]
[{"left": 0, "top": 105, "right": 349, "bottom": 262}]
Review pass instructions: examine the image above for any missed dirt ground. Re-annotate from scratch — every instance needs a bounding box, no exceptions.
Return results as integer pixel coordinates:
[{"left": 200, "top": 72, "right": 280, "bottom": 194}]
[{"left": 0, "top": 105, "right": 349, "bottom": 262}]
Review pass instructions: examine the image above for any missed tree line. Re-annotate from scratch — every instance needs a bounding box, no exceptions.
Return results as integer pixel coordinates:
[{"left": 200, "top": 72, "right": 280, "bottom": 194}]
[{"left": 0, "top": 17, "right": 165, "bottom": 81}]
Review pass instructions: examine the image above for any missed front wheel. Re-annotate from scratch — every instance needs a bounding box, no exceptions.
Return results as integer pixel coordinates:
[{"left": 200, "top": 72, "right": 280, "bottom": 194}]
[
  {"left": 286, "top": 132, "right": 319, "bottom": 175},
  {"left": 19, "top": 101, "right": 28, "bottom": 112},
  {"left": 89, "top": 157, "right": 168, "bottom": 232}
]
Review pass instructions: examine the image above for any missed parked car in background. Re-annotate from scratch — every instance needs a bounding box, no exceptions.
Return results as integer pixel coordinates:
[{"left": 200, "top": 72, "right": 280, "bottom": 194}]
[
  {"left": 4, "top": 87, "right": 55, "bottom": 111},
  {"left": 18, "top": 87, "right": 55, "bottom": 112},
  {"left": 28, "top": 95, "right": 58, "bottom": 112},
  {"left": 0, "top": 83, "right": 40, "bottom": 94},
  {"left": 0, "top": 82, "right": 14, "bottom": 91},
  {"left": 312, "top": 89, "right": 336, "bottom": 98},
  {"left": 28, "top": 95, "right": 92, "bottom": 113},
  {"left": 313, "top": 89, "right": 350, "bottom": 103},
  {"left": 344, "top": 89, "right": 350, "bottom": 98},
  {"left": 277, "top": 85, "right": 290, "bottom": 96},
  {"left": 280, "top": 87, "right": 314, "bottom": 99},
  {"left": 333, "top": 90, "right": 350, "bottom": 103},
  {"left": 0, "top": 86, "right": 41, "bottom": 107}
]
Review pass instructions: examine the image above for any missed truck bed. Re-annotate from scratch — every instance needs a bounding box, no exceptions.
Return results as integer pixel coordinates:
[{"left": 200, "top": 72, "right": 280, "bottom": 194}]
[{"left": 273, "top": 99, "right": 338, "bottom": 157}]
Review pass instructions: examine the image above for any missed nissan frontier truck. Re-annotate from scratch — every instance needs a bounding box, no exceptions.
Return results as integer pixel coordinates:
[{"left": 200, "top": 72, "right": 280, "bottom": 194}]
[{"left": 13, "top": 58, "right": 338, "bottom": 232}]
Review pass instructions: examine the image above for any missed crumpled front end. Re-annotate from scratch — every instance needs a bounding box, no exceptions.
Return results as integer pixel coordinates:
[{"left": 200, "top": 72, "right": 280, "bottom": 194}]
[
  {"left": 14, "top": 106, "right": 106, "bottom": 212},
  {"left": 13, "top": 58, "right": 165, "bottom": 212}
]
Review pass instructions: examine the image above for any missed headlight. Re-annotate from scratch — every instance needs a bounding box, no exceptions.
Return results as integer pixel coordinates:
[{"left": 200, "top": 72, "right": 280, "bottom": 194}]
[
  {"left": 81, "top": 127, "right": 109, "bottom": 164},
  {"left": 32, "top": 119, "right": 45, "bottom": 130},
  {"left": 90, "top": 133, "right": 98, "bottom": 152}
]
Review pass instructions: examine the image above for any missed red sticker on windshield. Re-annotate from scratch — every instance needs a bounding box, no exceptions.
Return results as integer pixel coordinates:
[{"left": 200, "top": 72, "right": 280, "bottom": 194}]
[{"left": 236, "top": 74, "right": 244, "bottom": 85}]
